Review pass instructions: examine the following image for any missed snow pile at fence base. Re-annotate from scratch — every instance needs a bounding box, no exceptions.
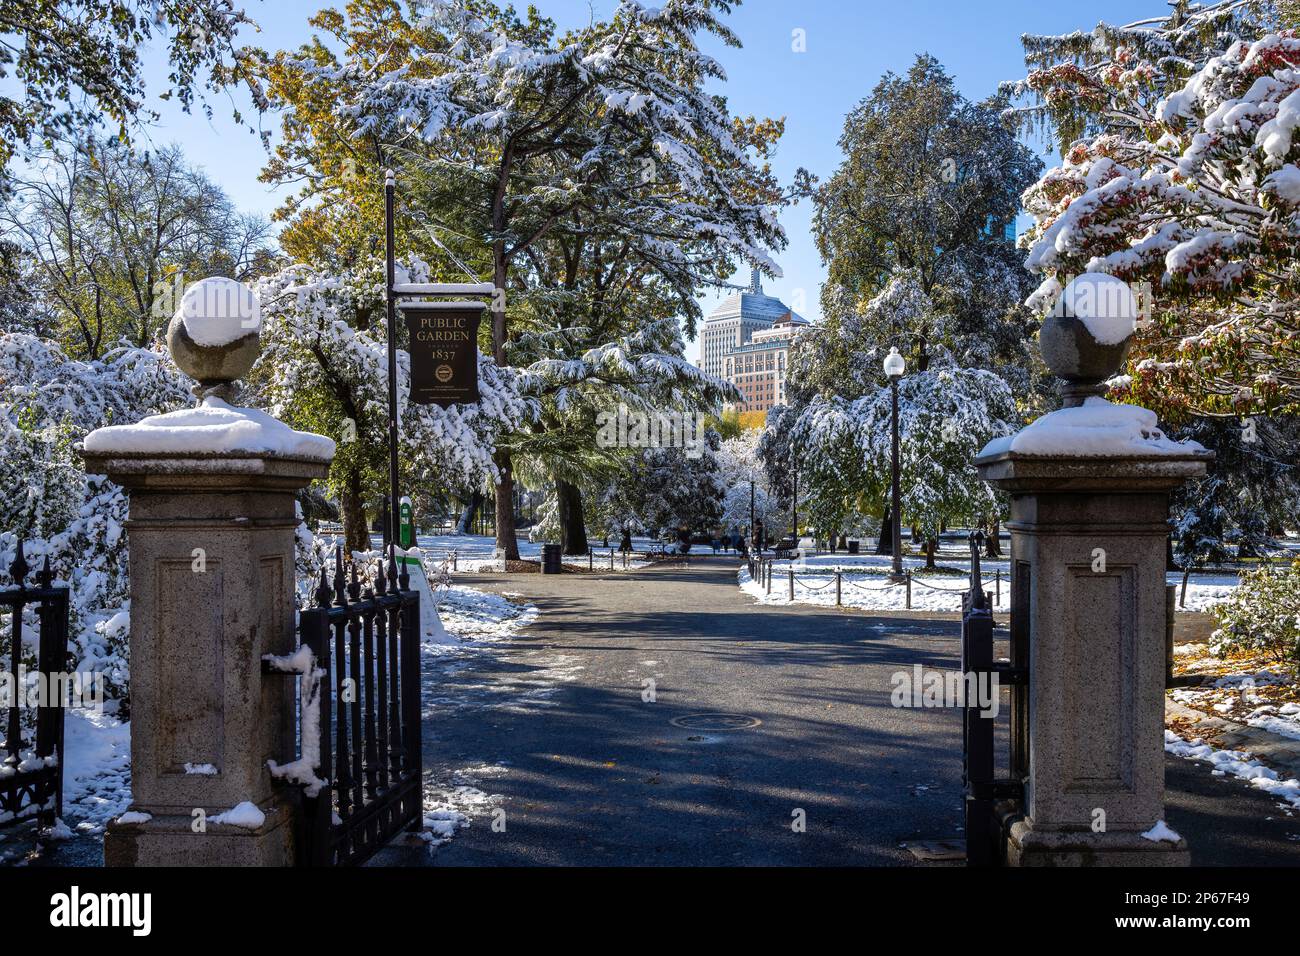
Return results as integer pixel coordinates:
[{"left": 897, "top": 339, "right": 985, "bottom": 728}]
[
  {"left": 979, "top": 398, "right": 1206, "bottom": 458},
  {"left": 83, "top": 397, "right": 335, "bottom": 460}
]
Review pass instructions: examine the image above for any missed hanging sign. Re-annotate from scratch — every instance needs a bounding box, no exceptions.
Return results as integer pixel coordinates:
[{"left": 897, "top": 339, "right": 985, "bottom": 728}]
[{"left": 400, "top": 301, "right": 484, "bottom": 407}]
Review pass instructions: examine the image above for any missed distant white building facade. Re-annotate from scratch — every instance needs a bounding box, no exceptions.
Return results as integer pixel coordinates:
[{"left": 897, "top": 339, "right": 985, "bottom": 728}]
[{"left": 698, "top": 270, "right": 807, "bottom": 414}]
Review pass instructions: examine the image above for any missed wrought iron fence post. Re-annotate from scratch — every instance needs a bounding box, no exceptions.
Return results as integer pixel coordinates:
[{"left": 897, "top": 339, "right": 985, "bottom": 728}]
[
  {"left": 905, "top": 570, "right": 912, "bottom": 610},
  {"left": 835, "top": 571, "right": 841, "bottom": 606},
  {"left": 788, "top": 568, "right": 794, "bottom": 601},
  {"left": 400, "top": 585, "right": 422, "bottom": 832},
  {"left": 962, "top": 543, "right": 996, "bottom": 867},
  {"left": 298, "top": 601, "right": 333, "bottom": 866}
]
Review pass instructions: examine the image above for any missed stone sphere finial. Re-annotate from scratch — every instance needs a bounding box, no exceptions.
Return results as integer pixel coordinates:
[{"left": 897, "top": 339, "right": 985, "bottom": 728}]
[
  {"left": 165, "top": 277, "right": 262, "bottom": 403},
  {"left": 1040, "top": 272, "right": 1138, "bottom": 407}
]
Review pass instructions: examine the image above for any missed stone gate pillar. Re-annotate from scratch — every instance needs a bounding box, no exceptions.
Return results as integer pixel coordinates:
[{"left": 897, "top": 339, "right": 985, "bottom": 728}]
[
  {"left": 82, "top": 277, "right": 334, "bottom": 866},
  {"left": 975, "top": 273, "right": 1211, "bottom": 866}
]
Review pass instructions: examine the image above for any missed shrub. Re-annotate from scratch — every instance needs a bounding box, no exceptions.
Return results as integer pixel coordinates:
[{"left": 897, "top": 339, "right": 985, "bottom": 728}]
[{"left": 1210, "top": 560, "right": 1300, "bottom": 677}]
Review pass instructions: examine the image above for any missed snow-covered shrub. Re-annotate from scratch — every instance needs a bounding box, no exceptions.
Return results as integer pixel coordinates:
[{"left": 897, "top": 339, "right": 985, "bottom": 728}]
[
  {"left": 0, "top": 334, "right": 191, "bottom": 704},
  {"left": 1211, "top": 560, "right": 1300, "bottom": 676}
]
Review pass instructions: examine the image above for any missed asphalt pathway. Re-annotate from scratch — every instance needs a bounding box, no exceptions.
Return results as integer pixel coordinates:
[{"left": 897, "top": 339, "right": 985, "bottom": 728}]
[{"left": 397, "top": 555, "right": 1300, "bottom": 866}]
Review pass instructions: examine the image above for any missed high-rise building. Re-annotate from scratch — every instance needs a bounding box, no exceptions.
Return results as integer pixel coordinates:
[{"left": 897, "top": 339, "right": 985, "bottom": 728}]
[
  {"left": 697, "top": 269, "right": 807, "bottom": 414},
  {"left": 698, "top": 269, "right": 801, "bottom": 381}
]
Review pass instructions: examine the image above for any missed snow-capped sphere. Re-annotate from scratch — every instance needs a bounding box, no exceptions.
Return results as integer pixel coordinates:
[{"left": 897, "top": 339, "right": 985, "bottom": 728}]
[
  {"left": 166, "top": 277, "right": 262, "bottom": 390},
  {"left": 1053, "top": 272, "right": 1138, "bottom": 346},
  {"left": 1041, "top": 272, "right": 1137, "bottom": 390}
]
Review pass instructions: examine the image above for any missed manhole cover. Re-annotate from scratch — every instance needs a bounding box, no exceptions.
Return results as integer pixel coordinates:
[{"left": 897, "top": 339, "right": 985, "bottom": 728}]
[{"left": 670, "top": 713, "right": 761, "bottom": 731}]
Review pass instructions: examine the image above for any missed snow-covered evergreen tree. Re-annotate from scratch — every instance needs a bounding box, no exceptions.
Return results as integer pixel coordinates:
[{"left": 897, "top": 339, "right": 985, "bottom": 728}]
[{"left": 602, "top": 429, "right": 725, "bottom": 544}]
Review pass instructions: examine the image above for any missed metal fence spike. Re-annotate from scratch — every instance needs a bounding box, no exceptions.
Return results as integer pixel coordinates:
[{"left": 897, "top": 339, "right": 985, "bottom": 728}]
[
  {"left": 333, "top": 546, "right": 348, "bottom": 607},
  {"left": 314, "top": 565, "right": 333, "bottom": 608},
  {"left": 348, "top": 560, "right": 362, "bottom": 602},
  {"left": 9, "top": 538, "right": 28, "bottom": 585}
]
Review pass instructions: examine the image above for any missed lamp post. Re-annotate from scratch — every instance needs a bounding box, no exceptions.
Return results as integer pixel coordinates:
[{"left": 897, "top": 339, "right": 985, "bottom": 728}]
[
  {"left": 790, "top": 457, "right": 799, "bottom": 549},
  {"left": 384, "top": 169, "right": 400, "bottom": 549},
  {"left": 884, "top": 346, "right": 906, "bottom": 581},
  {"left": 749, "top": 477, "right": 756, "bottom": 550}
]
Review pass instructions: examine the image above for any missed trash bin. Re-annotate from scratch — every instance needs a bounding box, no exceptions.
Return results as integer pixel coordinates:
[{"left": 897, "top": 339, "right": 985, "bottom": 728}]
[
  {"left": 847, "top": 539, "right": 860, "bottom": 555},
  {"left": 541, "top": 543, "right": 562, "bottom": 574}
]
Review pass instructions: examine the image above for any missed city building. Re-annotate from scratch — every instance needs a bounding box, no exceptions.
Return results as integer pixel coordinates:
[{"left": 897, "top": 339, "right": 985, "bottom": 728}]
[{"left": 697, "top": 270, "right": 807, "bottom": 414}]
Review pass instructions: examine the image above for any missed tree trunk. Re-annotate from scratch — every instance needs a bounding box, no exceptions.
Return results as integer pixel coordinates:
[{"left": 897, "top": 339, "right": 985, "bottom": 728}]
[
  {"left": 340, "top": 466, "right": 369, "bottom": 556},
  {"left": 985, "top": 516, "right": 1002, "bottom": 558},
  {"left": 556, "top": 477, "right": 588, "bottom": 555},
  {"left": 493, "top": 449, "right": 520, "bottom": 561},
  {"left": 924, "top": 538, "right": 937, "bottom": 570},
  {"left": 456, "top": 491, "right": 483, "bottom": 535},
  {"left": 876, "top": 505, "right": 893, "bottom": 555}
]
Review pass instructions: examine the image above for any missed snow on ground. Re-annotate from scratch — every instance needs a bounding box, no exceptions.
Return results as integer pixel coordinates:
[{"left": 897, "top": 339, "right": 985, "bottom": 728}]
[
  {"left": 405, "top": 533, "right": 661, "bottom": 573},
  {"left": 738, "top": 550, "right": 1240, "bottom": 614},
  {"left": 1165, "top": 729, "right": 1300, "bottom": 813},
  {"left": 61, "top": 707, "right": 132, "bottom": 834},
  {"left": 740, "top": 563, "right": 1007, "bottom": 613},
  {"left": 1170, "top": 668, "right": 1300, "bottom": 741},
  {"left": 421, "top": 763, "right": 509, "bottom": 846},
  {"left": 415, "top": 586, "right": 545, "bottom": 853},
  {"left": 432, "top": 584, "right": 540, "bottom": 647}
]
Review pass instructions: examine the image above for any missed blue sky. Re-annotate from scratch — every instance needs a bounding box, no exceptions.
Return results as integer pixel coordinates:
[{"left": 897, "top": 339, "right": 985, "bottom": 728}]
[{"left": 131, "top": 0, "right": 1153, "bottom": 361}]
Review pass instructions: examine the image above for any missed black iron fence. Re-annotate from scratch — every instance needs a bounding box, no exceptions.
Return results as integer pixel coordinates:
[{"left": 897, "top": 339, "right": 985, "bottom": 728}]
[
  {"left": 291, "top": 547, "right": 421, "bottom": 866},
  {"left": 1, "top": 541, "right": 70, "bottom": 830},
  {"left": 960, "top": 533, "right": 1026, "bottom": 867}
]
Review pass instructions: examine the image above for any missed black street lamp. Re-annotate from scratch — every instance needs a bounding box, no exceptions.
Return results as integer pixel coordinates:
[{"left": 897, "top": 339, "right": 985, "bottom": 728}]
[
  {"left": 790, "top": 457, "right": 799, "bottom": 550},
  {"left": 749, "top": 477, "right": 756, "bottom": 550},
  {"left": 884, "top": 346, "right": 906, "bottom": 581}
]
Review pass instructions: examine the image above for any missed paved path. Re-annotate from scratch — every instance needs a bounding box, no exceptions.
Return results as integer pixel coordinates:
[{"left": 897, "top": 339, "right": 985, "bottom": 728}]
[{"left": 395, "top": 556, "right": 1300, "bottom": 866}]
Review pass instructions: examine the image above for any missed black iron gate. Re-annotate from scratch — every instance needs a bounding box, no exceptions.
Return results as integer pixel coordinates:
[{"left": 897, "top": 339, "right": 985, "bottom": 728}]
[
  {"left": 1, "top": 541, "right": 71, "bottom": 830},
  {"left": 292, "top": 547, "right": 422, "bottom": 866},
  {"left": 961, "top": 532, "right": 1026, "bottom": 866}
]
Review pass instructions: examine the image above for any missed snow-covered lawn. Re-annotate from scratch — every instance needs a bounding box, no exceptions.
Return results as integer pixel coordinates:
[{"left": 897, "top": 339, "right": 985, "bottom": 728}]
[
  {"left": 738, "top": 551, "right": 1240, "bottom": 614},
  {"left": 361, "top": 533, "right": 666, "bottom": 573}
]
